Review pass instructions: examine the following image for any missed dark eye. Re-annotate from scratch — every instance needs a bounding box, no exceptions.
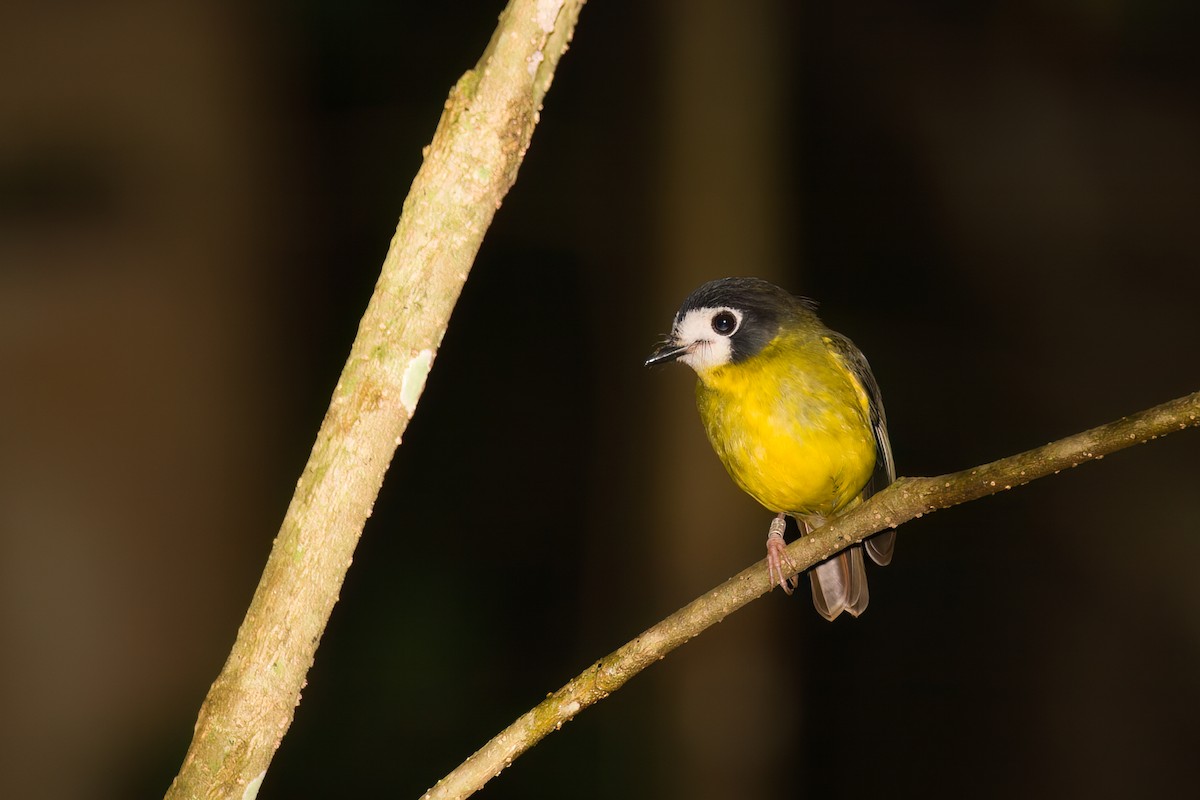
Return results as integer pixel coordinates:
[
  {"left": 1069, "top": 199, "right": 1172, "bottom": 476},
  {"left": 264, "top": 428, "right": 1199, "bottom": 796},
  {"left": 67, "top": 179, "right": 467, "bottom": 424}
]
[{"left": 711, "top": 310, "right": 738, "bottom": 336}]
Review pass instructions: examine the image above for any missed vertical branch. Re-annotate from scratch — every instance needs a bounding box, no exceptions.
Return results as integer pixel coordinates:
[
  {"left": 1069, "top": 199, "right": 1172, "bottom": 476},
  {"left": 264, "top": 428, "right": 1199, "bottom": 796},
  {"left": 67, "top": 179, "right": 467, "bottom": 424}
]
[{"left": 166, "top": 2, "right": 586, "bottom": 797}]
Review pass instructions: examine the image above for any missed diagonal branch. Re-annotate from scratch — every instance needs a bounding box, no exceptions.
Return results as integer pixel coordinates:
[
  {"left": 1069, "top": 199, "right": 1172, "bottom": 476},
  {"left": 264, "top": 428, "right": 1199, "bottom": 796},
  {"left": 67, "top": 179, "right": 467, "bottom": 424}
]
[
  {"left": 165, "top": 2, "right": 587, "bottom": 798},
  {"left": 423, "top": 389, "right": 1200, "bottom": 800}
]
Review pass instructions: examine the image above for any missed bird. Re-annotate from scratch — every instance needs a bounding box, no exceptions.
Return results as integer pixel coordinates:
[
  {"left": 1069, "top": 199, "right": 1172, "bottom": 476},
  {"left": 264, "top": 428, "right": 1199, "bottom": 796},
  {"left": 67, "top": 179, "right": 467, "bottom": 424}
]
[{"left": 645, "top": 277, "right": 896, "bottom": 620}]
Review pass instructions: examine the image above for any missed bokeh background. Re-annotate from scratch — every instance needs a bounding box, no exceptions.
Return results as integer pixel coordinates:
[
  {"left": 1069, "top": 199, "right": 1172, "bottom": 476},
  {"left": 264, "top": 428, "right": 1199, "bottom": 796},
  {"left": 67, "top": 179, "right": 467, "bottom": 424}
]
[{"left": 3, "top": 1, "right": 1199, "bottom": 798}]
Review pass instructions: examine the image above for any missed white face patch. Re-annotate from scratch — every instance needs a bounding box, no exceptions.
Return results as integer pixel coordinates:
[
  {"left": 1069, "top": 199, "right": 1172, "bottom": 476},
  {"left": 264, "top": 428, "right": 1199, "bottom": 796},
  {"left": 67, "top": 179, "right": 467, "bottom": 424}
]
[{"left": 672, "top": 306, "right": 743, "bottom": 372}]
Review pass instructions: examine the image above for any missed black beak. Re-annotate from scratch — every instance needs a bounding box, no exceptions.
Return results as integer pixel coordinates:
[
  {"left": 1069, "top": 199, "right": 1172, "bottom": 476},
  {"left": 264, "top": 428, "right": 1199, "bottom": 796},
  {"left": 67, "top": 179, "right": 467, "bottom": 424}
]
[{"left": 644, "top": 341, "right": 688, "bottom": 366}]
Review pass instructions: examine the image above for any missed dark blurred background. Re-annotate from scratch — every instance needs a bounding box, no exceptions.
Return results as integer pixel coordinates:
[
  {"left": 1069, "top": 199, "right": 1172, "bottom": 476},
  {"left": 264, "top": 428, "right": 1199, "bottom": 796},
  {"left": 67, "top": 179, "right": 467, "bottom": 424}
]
[{"left": 3, "top": 1, "right": 1199, "bottom": 798}]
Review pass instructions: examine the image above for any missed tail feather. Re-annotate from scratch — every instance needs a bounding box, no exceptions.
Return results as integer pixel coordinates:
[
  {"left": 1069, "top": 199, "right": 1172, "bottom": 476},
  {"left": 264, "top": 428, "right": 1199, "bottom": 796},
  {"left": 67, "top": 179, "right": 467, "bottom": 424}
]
[
  {"left": 864, "top": 530, "right": 896, "bottom": 566},
  {"left": 809, "top": 547, "right": 869, "bottom": 621}
]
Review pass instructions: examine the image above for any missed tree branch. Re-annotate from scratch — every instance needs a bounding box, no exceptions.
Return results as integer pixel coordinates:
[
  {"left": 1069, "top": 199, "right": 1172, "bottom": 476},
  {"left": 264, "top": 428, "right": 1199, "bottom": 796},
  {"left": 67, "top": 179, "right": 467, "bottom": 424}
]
[
  {"left": 423, "top": 390, "right": 1200, "bottom": 800},
  {"left": 165, "top": 2, "right": 586, "bottom": 798}
]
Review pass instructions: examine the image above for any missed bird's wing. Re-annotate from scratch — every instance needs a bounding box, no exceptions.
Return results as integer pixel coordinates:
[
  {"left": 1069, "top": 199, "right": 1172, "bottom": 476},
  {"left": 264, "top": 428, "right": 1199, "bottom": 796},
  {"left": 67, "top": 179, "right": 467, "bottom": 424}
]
[
  {"left": 823, "top": 332, "right": 894, "bottom": 489},
  {"left": 824, "top": 332, "right": 897, "bottom": 566}
]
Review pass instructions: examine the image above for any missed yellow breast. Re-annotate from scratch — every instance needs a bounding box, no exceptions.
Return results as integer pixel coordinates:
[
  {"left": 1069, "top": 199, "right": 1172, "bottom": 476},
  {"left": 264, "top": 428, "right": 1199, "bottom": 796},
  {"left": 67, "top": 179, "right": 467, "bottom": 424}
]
[{"left": 695, "top": 334, "right": 876, "bottom": 517}]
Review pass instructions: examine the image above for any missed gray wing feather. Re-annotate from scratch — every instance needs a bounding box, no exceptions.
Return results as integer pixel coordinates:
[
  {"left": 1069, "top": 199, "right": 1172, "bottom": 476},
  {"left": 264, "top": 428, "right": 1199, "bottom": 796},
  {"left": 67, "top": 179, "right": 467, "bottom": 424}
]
[{"left": 824, "top": 332, "right": 896, "bottom": 566}]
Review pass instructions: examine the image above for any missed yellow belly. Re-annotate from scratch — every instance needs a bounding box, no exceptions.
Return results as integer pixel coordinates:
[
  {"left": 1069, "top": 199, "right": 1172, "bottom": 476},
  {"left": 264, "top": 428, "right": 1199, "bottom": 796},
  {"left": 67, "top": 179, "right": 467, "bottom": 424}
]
[{"left": 695, "top": 338, "right": 876, "bottom": 517}]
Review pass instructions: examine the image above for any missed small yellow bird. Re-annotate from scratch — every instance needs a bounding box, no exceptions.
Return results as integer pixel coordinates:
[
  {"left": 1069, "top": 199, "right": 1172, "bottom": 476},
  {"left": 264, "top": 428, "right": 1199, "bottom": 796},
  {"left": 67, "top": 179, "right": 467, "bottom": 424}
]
[{"left": 646, "top": 277, "right": 896, "bottom": 620}]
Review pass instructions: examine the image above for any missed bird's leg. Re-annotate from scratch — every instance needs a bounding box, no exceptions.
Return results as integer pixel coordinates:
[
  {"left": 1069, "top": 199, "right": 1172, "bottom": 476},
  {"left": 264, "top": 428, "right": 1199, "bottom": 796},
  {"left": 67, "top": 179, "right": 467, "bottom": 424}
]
[{"left": 766, "top": 513, "right": 798, "bottom": 594}]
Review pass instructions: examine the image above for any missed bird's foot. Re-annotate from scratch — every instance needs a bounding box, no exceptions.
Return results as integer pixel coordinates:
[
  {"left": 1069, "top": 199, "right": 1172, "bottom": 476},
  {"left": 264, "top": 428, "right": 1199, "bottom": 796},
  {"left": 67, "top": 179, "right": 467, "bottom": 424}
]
[{"left": 766, "top": 513, "right": 798, "bottom": 594}]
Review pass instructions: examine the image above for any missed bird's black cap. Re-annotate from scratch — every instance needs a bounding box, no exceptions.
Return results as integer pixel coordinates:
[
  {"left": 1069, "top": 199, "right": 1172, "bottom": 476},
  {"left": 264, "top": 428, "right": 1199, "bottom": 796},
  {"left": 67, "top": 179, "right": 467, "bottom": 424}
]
[{"left": 675, "top": 277, "right": 817, "bottom": 363}]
